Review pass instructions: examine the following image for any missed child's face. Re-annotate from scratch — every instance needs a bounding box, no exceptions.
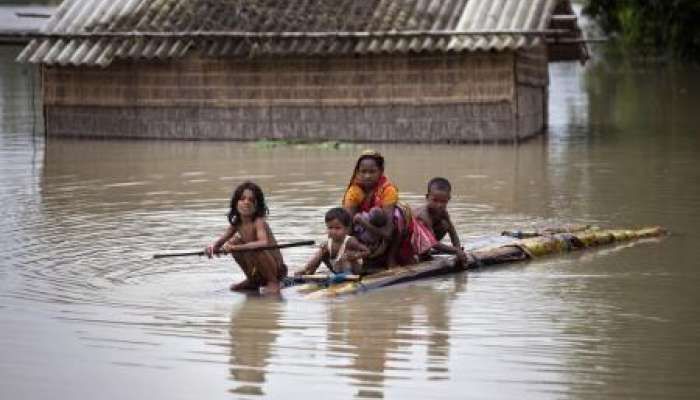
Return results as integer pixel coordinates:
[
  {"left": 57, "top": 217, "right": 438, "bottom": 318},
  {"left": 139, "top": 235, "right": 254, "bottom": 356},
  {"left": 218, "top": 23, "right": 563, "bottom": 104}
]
[
  {"left": 356, "top": 159, "right": 381, "bottom": 190},
  {"left": 236, "top": 189, "right": 257, "bottom": 217},
  {"left": 426, "top": 189, "right": 450, "bottom": 214},
  {"left": 326, "top": 218, "right": 349, "bottom": 241}
]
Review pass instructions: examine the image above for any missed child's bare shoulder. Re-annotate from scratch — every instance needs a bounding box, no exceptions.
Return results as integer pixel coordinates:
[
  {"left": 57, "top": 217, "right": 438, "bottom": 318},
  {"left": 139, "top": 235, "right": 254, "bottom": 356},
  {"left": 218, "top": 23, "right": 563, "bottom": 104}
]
[
  {"left": 439, "top": 210, "right": 453, "bottom": 222},
  {"left": 415, "top": 205, "right": 431, "bottom": 221},
  {"left": 253, "top": 216, "right": 270, "bottom": 226},
  {"left": 317, "top": 239, "right": 330, "bottom": 252},
  {"left": 254, "top": 216, "right": 276, "bottom": 232}
]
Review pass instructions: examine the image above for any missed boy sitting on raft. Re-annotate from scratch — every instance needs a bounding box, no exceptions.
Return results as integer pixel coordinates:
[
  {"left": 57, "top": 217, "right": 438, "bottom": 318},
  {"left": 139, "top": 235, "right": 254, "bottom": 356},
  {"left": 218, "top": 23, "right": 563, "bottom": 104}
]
[
  {"left": 296, "top": 207, "right": 370, "bottom": 277},
  {"left": 413, "top": 177, "right": 468, "bottom": 265}
]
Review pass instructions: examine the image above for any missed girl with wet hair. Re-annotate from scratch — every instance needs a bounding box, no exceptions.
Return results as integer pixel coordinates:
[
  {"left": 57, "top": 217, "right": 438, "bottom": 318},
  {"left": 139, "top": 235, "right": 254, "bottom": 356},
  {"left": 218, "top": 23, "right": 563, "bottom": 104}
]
[{"left": 205, "top": 181, "right": 287, "bottom": 294}]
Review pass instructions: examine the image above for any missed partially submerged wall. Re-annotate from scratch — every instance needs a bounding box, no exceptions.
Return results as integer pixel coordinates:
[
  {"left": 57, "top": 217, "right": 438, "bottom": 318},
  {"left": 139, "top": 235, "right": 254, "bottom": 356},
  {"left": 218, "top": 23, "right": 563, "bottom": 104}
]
[
  {"left": 515, "top": 46, "right": 549, "bottom": 140},
  {"left": 43, "top": 51, "right": 546, "bottom": 142}
]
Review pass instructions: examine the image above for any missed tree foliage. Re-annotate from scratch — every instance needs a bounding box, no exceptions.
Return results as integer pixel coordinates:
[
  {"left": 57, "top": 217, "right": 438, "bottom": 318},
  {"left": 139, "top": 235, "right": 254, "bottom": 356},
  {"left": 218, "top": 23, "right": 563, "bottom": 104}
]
[{"left": 583, "top": 0, "right": 700, "bottom": 61}]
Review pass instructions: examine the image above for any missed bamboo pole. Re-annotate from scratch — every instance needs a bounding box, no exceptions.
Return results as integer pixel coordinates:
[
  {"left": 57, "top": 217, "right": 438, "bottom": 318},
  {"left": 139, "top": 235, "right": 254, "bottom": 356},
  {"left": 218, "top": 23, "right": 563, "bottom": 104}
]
[{"left": 153, "top": 240, "right": 315, "bottom": 259}]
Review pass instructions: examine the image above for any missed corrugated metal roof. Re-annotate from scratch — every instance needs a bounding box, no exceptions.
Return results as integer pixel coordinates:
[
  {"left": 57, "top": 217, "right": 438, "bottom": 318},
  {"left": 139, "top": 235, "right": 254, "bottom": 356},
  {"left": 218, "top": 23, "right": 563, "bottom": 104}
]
[{"left": 17, "top": 0, "right": 586, "bottom": 66}]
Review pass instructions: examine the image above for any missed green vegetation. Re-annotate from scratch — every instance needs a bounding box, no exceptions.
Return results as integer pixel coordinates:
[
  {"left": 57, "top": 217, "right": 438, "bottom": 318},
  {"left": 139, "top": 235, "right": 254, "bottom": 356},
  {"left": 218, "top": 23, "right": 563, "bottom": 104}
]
[
  {"left": 254, "top": 139, "right": 354, "bottom": 150},
  {"left": 584, "top": 0, "right": 700, "bottom": 61}
]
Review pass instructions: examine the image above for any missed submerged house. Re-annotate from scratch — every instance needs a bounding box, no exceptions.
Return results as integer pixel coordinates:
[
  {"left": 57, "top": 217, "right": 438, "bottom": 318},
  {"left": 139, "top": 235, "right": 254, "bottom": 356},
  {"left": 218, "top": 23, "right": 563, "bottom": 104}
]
[{"left": 18, "top": 0, "right": 587, "bottom": 143}]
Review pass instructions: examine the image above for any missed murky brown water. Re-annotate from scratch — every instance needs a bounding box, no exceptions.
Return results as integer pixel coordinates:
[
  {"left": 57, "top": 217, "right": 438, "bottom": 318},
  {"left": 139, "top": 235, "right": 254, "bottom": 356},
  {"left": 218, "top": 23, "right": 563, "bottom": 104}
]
[{"left": 2, "top": 41, "right": 700, "bottom": 399}]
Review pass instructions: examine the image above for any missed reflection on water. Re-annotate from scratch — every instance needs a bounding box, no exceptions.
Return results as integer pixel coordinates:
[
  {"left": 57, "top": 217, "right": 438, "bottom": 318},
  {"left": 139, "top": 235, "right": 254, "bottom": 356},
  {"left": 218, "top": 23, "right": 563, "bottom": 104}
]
[
  {"left": 222, "top": 277, "right": 466, "bottom": 399},
  {"left": 325, "top": 276, "right": 465, "bottom": 398},
  {"left": 2, "top": 43, "right": 700, "bottom": 399},
  {"left": 229, "top": 295, "right": 284, "bottom": 396}
]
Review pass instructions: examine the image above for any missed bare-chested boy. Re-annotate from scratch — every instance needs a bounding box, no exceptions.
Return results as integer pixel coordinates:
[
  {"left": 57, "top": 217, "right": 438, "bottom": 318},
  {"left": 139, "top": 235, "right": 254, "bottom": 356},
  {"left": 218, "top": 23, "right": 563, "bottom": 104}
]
[{"left": 413, "top": 177, "right": 468, "bottom": 265}]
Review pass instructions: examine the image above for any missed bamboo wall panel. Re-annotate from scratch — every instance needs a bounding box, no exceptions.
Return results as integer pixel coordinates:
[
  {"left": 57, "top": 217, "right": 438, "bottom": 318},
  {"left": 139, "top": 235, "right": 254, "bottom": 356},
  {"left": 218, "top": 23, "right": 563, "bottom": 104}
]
[
  {"left": 45, "top": 102, "right": 517, "bottom": 143},
  {"left": 37, "top": 50, "right": 552, "bottom": 142},
  {"left": 516, "top": 45, "right": 548, "bottom": 87},
  {"left": 43, "top": 53, "right": 515, "bottom": 107},
  {"left": 516, "top": 85, "right": 545, "bottom": 139}
]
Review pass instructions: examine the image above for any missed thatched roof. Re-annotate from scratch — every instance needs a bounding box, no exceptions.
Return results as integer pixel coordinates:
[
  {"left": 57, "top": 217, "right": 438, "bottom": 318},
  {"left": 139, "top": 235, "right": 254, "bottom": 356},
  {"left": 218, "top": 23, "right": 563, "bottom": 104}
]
[{"left": 18, "top": 0, "right": 587, "bottom": 67}]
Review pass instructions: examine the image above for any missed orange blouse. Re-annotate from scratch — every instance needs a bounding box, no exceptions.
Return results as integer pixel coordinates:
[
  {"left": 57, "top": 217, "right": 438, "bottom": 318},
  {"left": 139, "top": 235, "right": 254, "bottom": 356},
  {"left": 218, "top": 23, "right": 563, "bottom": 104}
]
[{"left": 342, "top": 175, "right": 398, "bottom": 212}]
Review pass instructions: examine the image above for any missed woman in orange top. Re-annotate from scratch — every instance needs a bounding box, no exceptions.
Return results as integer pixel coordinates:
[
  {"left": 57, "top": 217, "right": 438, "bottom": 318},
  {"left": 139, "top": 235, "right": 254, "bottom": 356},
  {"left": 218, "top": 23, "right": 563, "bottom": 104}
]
[{"left": 342, "top": 150, "right": 412, "bottom": 268}]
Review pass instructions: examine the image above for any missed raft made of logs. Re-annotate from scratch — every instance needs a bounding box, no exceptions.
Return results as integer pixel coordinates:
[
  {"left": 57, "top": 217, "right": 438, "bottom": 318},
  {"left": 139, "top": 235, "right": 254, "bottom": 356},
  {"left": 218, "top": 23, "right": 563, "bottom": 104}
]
[{"left": 296, "top": 226, "right": 667, "bottom": 299}]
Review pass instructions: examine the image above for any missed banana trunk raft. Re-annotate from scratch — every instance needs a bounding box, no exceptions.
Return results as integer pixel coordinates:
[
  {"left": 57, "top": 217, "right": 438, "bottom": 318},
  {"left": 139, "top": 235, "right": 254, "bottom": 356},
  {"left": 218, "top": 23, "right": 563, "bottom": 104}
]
[{"left": 293, "top": 226, "right": 667, "bottom": 299}]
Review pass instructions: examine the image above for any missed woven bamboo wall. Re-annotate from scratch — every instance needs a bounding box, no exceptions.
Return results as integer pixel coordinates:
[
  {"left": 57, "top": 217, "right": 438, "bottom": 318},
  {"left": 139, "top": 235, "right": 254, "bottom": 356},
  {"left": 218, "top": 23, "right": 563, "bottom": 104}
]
[
  {"left": 45, "top": 102, "right": 517, "bottom": 143},
  {"left": 515, "top": 45, "right": 548, "bottom": 139},
  {"left": 41, "top": 51, "right": 538, "bottom": 142},
  {"left": 516, "top": 85, "right": 545, "bottom": 139},
  {"left": 43, "top": 53, "right": 514, "bottom": 107},
  {"left": 515, "top": 45, "right": 549, "bottom": 88}
]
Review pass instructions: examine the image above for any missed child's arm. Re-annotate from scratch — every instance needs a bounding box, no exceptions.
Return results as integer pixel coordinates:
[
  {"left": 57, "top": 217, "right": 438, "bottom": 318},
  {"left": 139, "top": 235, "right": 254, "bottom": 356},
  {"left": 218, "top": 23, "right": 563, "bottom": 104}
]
[
  {"left": 344, "top": 237, "right": 370, "bottom": 262},
  {"left": 295, "top": 243, "right": 328, "bottom": 276},
  {"left": 343, "top": 237, "right": 369, "bottom": 275},
  {"left": 444, "top": 213, "right": 462, "bottom": 249},
  {"left": 430, "top": 241, "right": 468, "bottom": 264},
  {"left": 206, "top": 225, "right": 236, "bottom": 258},
  {"left": 434, "top": 214, "right": 467, "bottom": 264}
]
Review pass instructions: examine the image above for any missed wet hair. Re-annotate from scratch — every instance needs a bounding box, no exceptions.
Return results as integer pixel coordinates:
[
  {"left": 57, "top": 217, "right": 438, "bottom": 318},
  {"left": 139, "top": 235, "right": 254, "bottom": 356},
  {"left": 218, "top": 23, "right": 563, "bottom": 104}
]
[
  {"left": 227, "top": 181, "right": 268, "bottom": 226},
  {"left": 368, "top": 207, "right": 387, "bottom": 227},
  {"left": 325, "top": 207, "right": 352, "bottom": 227},
  {"left": 427, "top": 177, "right": 452, "bottom": 194}
]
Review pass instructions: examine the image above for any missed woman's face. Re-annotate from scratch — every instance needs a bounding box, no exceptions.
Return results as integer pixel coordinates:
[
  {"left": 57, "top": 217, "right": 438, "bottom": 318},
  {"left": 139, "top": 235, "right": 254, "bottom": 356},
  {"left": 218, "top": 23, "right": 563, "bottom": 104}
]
[
  {"left": 357, "top": 158, "right": 382, "bottom": 190},
  {"left": 236, "top": 189, "right": 257, "bottom": 217}
]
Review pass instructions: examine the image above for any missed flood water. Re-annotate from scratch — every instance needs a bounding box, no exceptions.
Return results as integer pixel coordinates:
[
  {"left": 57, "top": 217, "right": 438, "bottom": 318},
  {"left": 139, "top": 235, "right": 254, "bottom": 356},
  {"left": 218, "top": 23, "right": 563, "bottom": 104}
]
[{"left": 1, "top": 42, "right": 699, "bottom": 399}]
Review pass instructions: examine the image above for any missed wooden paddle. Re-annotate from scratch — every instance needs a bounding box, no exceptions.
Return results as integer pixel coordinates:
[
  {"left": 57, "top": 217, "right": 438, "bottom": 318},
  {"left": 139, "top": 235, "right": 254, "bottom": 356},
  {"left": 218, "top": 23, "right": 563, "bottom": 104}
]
[{"left": 153, "top": 240, "right": 315, "bottom": 259}]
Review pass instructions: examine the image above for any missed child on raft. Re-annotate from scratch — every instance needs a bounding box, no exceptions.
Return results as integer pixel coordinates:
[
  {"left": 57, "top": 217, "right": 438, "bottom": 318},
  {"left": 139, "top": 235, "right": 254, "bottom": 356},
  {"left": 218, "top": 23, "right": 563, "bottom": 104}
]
[
  {"left": 412, "top": 177, "right": 468, "bottom": 265},
  {"left": 205, "top": 181, "right": 287, "bottom": 294},
  {"left": 295, "top": 207, "right": 370, "bottom": 277},
  {"left": 352, "top": 206, "right": 390, "bottom": 260}
]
